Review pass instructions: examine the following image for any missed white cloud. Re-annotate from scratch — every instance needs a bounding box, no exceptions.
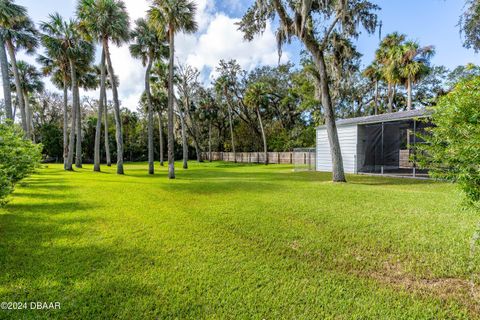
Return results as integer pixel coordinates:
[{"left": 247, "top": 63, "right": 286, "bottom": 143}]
[
  {"left": 177, "top": 14, "right": 289, "bottom": 82},
  {"left": 108, "top": 0, "right": 290, "bottom": 110}
]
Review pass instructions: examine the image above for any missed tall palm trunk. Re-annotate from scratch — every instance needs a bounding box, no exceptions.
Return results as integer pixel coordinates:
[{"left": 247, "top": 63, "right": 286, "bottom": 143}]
[
  {"left": 158, "top": 111, "right": 164, "bottom": 166},
  {"left": 6, "top": 40, "right": 26, "bottom": 132},
  {"left": 75, "top": 85, "right": 82, "bottom": 168},
  {"left": 27, "top": 93, "right": 35, "bottom": 142},
  {"left": 407, "top": 77, "right": 413, "bottom": 110},
  {"left": 374, "top": 80, "right": 379, "bottom": 115},
  {"left": 104, "top": 91, "right": 111, "bottom": 166},
  {"left": 387, "top": 83, "right": 393, "bottom": 113},
  {"left": 167, "top": 25, "right": 175, "bottom": 179},
  {"left": 62, "top": 79, "right": 68, "bottom": 169},
  {"left": 103, "top": 38, "right": 124, "bottom": 174},
  {"left": 66, "top": 59, "right": 78, "bottom": 171},
  {"left": 178, "top": 106, "right": 188, "bottom": 169},
  {"left": 145, "top": 53, "right": 154, "bottom": 174},
  {"left": 0, "top": 35, "right": 12, "bottom": 120},
  {"left": 23, "top": 90, "right": 31, "bottom": 139},
  {"left": 256, "top": 107, "right": 268, "bottom": 165},
  {"left": 94, "top": 50, "right": 107, "bottom": 172}
]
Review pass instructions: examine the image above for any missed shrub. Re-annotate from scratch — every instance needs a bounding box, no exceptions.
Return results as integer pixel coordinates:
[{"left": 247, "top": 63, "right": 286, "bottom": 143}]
[
  {"left": 418, "top": 76, "right": 480, "bottom": 209},
  {"left": 0, "top": 122, "right": 42, "bottom": 205}
]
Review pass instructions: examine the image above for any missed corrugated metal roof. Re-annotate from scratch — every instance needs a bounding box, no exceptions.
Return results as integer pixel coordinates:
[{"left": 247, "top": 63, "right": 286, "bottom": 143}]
[{"left": 317, "top": 109, "right": 430, "bottom": 129}]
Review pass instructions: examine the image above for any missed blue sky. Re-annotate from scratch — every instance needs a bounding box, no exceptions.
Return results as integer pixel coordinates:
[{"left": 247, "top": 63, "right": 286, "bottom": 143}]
[
  {"left": 357, "top": 0, "right": 477, "bottom": 68},
  {"left": 12, "top": 0, "right": 479, "bottom": 109}
]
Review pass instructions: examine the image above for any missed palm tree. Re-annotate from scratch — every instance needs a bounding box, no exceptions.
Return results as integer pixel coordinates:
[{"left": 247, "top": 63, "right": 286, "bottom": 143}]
[
  {"left": 130, "top": 18, "right": 167, "bottom": 174},
  {"left": 0, "top": 0, "right": 25, "bottom": 120},
  {"left": 400, "top": 41, "right": 435, "bottom": 110},
  {"left": 92, "top": 50, "right": 106, "bottom": 171},
  {"left": 37, "top": 44, "right": 70, "bottom": 168},
  {"left": 77, "top": 0, "right": 130, "bottom": 175},
  {"left": 362, "top": 62, "right": 382, "bottom": 115},
  {"left": 148, "top": 0, "right": 198, "bottom": 179},
  {"left": 92, "top": 59, "right": 117, "bottom": 167},
  {"left": 77, "top": 66, "right": 99, "bottom": 168},
  {"left": 104, "top": 84, "right": 111, "bottom": 166},
  {"left": 12, "top": 60, "right": 44, "bottom": 139},
  {"left": 375, "top": 33, "right": 405, "bottom": 113},
  {"left": 151, "top": 61, "right": 168, "bottom": 166},
  {"left": 0, "top": 2, "right": 38, "bottom": 133},
  {"left": 244, "top": 82, "right": 269, "bottom": 165},
  {"left": 40, "top": 14, "right": 95, "bottom": 171}
]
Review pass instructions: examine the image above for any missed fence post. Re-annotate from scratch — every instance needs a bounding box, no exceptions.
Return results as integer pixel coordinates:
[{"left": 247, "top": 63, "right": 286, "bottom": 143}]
[
  {"left": 308, "top": 151, "right": 311, "bottom": 170},
  {"left": 290, "top": 152, "right": 292, "bottom": 164},
  {"left": 277, "top": 152, "right": 280, "bottom": 164}
]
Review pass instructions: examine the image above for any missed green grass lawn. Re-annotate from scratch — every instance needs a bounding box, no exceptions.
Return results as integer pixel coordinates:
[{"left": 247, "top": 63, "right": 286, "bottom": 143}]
[{"left": 0, "top": 162, "right": 479, "bottom": 319}]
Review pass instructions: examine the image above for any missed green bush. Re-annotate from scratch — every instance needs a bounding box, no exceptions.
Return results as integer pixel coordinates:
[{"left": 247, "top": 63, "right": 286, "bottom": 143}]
[
  {"left": 418, "top": 76, "right": 480, "bottom": 209},
  {"left": 0, "top": 121, "right": 42, "bottom": 205}
]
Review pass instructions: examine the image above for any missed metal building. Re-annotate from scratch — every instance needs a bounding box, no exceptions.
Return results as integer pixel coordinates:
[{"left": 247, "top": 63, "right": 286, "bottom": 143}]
[{"left": 316, "top": 109, "right": 431, "bottom": 178}]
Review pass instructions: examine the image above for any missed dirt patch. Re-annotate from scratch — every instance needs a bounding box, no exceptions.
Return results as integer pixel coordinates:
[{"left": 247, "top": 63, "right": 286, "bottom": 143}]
[{"left": 358, "top": 260, "right": 480, "bottom": 316}]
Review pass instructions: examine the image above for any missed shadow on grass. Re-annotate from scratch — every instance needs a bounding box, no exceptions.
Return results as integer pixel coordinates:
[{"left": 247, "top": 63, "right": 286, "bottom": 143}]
[
  {"left": 347, "top": 175, "right": 437, "bottom": 186},
  {"left": 0, "top": 212, "right": 179, "bottom": 319}
]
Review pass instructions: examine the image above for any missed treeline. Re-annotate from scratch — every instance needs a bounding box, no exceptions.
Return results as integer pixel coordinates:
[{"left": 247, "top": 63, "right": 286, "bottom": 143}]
[
  {"left": 0, "top": 0, "right": 477, "bottom": 181},
  {"left": 13, "top": 58, "right": 478, "bottom": 167}
]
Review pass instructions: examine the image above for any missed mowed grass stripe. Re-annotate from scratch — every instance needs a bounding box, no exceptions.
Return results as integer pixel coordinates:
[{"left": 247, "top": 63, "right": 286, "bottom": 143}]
[{"left": 0, "top": 162, "right": 477, "bottom": 319}]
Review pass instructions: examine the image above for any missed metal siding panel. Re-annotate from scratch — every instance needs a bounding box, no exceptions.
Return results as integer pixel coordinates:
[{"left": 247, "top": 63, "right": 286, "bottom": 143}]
[{"left": 316, "top": 125, "right": 357, "bottom": 173}]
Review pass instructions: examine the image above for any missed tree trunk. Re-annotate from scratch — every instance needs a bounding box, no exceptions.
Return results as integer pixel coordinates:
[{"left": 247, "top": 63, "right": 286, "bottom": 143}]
[
  {"left": 309, "top": 47, "right": 346, "bottom": 182},
  {"left": 392, "top": 84, "right": 397, "bottom": 111},
  {"left": 387, "top": 83, "right": 393, "bottom": 113},
  {"left": 178, "top": 105, "right": 188, "bottom": 169},
  {"left": 145, "top": 54, "right": 154, "bottom": 174},
  {"left": 75, "top": 83, "right": 82, "bottom": 168},
  {"left": 256, "top": 107, "right": 268, "bottom": 165},
  {"left": 167, "top": 26, "right": 175, "bottom": 178},
  {"left": 94, "top": 49, "right": 106, "bottom": 172},
  {"left": 193, "top": 139, "right": 202, "bottom": 162},
  {"left": 66, "top": 59, "right": 77, "bottom": 171},
  {"left": 287, "top": 2, "right": 346, "bottom": 182},
  {"left": 226, "top": 92, "right": 236, "bottom": 163},
  {"left": 103, "top": 38, "right": 124, "bottom": 174},
  {"left": 158, "top": 111, "right": 164, "bottom": 166},
  {"left": 183, "top": 95, "right": 203, "bottom": 163},
  {"left": 23, "top": 90, "right": 31, "bottom": 139},
  {"left": 374, "top": 80, "right": 379, "bottom": 115},
  {"left": 104, "top": 91, "right": 111, "bottom": 166},
  {"left": 0, "top": 35, "right": 12, "bottom": 120},
  {"left": 407, "top": 77, "right": 412, "bottom": 110},
  {"left": 24, "top": 90, "right": 36, "bottom": 141},
  {"left": 208, "top": 121, "right": 212, "bottom": 162},
  {"left": 62, "top": 79, "right": 68, "bottom": 169},
  {"left": 6, "top": 40, "right": 26, "bottom": 132}
]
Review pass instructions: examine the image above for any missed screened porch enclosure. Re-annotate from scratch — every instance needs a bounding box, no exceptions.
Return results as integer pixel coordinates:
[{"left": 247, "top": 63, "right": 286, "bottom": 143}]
[{"left": 356, "top": 119, "right": 429, "bottom": 177}]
